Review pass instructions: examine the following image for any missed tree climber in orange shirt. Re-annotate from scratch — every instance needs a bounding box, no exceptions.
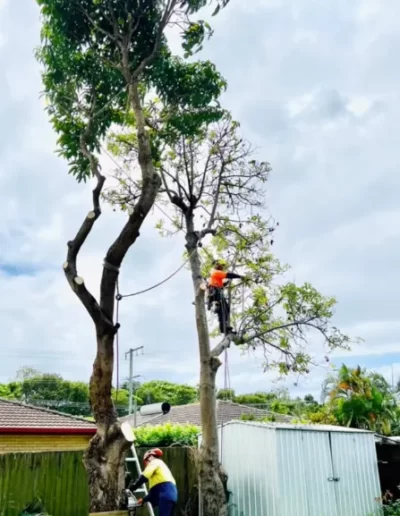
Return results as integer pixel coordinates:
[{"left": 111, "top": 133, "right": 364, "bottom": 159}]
[{"left": 207, "top": 260, "right": 245, "bottom": 335}]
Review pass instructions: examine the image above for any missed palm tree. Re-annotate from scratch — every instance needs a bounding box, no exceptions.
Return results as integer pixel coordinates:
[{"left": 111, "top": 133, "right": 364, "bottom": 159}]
[{"left": 323, "top": 364, "right": 397, "bottom": 435}]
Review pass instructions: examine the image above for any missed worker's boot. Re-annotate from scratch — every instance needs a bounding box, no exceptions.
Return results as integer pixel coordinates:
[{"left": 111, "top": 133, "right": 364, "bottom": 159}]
[
  {"left": 225, "top": 326, "right": 236, "bottom": 336},
  {"left": 211, "top": 301, "right": 219, "bottom": 314}
]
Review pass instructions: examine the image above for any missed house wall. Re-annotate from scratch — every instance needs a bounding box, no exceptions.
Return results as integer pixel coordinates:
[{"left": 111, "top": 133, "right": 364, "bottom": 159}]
[{"left": 0, "top": 433, "right": 92, "bottom": 453}]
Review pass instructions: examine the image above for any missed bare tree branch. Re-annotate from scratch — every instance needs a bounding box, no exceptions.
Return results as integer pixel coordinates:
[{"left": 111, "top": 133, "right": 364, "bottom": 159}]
[{"left": 63, "top": 115, "right": 111, "bottom": 331}]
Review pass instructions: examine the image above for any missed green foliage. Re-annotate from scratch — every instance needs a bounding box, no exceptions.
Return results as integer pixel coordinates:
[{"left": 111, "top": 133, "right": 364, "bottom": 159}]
[
  {"left": 36, "top": 0, "right": 230, "bottom": 181},
  {"left": 0, "top": 381, "right": 22, "bottom": 400},
  {"left": 203, "top": 216, "right": 354, "bottom": 375},
  {"left": 134, "top": 423, "right": 200, "bottom": 447},
  {"left": 0, "top": 371, "right": 197, "bottom": 417},
  {"left": 216, "top": 388, "right": 235, "bottom": 401},
  {"left": 136, "top": 381, "right": 198, "bottom": 406},
  {"left": 302, "top": 406, "right": 339, "bottom": 426},
  {"left": 240, "top": 413, "right": 278, "bottom": 423},
  {"left": 384, "top": 502, "right": 400, "bottom": 515},
  {"left": 323, "top": 364, "right": 397, "bottom": 435}
]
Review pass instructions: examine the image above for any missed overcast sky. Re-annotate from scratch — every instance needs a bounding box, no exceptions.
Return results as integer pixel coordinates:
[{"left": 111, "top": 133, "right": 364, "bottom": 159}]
[{"left": 0, "top": 0, "right": 398, "bottom": 399}]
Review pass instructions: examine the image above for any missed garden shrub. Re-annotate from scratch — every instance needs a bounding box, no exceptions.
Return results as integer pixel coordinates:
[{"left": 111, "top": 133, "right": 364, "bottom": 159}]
[
  {"left": 383, "top": 499, "right": 400, "bottom": 515},
  {"left": 134, "top": 423, "right": 200, "bottom": 447}
]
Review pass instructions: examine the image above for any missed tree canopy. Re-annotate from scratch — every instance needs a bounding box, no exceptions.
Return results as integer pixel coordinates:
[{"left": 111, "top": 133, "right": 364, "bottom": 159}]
[{"left": 36, "top": 0, "right": 229, "bottom": 181}]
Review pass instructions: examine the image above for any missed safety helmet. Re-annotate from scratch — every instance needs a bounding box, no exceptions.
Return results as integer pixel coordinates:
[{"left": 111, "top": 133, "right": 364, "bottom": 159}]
[
  {"left": 143, "top": 448, "right": 163, "bottom": 465},
  {"left": 213, "top": 259, "right": 227, "bottom": 270}
]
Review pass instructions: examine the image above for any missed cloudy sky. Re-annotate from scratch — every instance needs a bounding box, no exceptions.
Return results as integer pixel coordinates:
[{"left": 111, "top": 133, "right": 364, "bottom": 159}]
[{"left": 0, "top": 0, "right": 398, "bottom": 399}]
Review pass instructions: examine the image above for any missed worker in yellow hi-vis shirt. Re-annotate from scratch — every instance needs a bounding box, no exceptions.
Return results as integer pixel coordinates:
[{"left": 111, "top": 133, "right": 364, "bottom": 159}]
[{"left": 129, "top": 448, "right": 177, "bottom": 516}]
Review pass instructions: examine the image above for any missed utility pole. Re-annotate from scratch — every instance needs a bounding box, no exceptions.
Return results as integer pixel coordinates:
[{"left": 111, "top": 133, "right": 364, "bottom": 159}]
[{"left": 125, "top": 346, "right": 144, "bottom": 425}]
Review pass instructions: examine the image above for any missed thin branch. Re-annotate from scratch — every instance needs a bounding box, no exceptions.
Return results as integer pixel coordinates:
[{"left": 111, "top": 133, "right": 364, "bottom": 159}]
[
  {"left": 131, "top": 0, "right": 178, "bottom": 80},
  {"left": 241, "top": 317, "right": 317, "bottom": 345},
  {"left": 159, "top": 167, "right": 179, "bottom": 202},
  {"left": 80, "top": 5, "right": 118, "bottom": 42},
  {"left": 162, "top": 167, "right": 190, "bottom": 200},
  {"left": 207, "top": 163, "right": 225, "bottom": 230}
]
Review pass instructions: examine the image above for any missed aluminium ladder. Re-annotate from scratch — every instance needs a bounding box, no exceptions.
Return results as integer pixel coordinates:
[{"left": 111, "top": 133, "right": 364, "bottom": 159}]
[{"left": 125, "top": 441, "right": 155, "bottom": 516}]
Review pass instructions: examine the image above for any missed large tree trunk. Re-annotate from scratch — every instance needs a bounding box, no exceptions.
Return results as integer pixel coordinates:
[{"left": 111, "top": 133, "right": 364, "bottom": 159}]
[
  {"left": 64, "top": 76, "right": 161, "bottom": 511},
  {"left": 84, "top": 332, "right": 131, "bottom": 513},
  {"left": 186, "top": 221, "right": 229, "bottom": 516}
]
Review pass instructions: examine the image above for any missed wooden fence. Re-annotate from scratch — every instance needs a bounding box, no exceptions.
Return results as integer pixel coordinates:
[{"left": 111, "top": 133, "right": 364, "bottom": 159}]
[
  {"left": 0, "top": 448, "right": 197, "bottom": 516},
  {"left": 0, "top": 451, "right": 89, "bottom": 516}
]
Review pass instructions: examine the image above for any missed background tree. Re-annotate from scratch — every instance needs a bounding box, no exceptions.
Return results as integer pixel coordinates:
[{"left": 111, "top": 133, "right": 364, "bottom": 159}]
[
  {"left": 136, "top": 380, "right": 198, "bottom": 406},
  {"left": 216, "top": 388, "right": 236, "bottom": 401},
  {"left": 104, "top": 112, "right": 353, "bottom": 514},
  {"left": 36, "top": 0, "right": 230, "bottom": 510},
  {"left": 323, "top": 364, "right": 397, "bottom": 435}
]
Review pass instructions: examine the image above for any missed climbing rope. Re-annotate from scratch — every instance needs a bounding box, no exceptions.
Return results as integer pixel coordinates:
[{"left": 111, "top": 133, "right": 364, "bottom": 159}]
[
  {"left": 116, "top": 251, "right": 194, "bottom": 300},
  {"left": 115, "top": 278, "right": 121, "bottom": 403},
  {"left": 113, "top": 248, "right": 199, "bottom": 402}
]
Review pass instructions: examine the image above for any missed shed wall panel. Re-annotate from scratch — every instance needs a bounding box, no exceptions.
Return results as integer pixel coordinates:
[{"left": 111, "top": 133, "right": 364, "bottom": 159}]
[
  {"left": 201, "top": 422, "right": 383, "bottom": 516},
  {"left": 277, "top": 429, "right": 338, "bottom": 516},
  {"left": 220, "top": 424, "right": 278, "bottom": 516},
  {"left": 331, "top": 432, "right": 382, "bottom": 516}
]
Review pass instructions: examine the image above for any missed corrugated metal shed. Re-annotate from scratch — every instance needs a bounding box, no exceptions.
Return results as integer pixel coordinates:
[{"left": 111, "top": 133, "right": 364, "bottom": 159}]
[{"left": 200, "top": 422, "right": 382, "bottom": 516}]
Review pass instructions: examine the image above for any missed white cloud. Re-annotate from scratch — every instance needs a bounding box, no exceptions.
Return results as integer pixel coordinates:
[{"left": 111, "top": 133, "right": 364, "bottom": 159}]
[{"left": 0, "top": 0, "right": 398, "bottom": 402}]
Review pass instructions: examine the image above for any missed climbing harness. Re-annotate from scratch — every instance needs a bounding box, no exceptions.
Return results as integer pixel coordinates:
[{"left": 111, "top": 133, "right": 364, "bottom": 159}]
[{"left": 206, "top": 282, "right": 232, "bottom": 335}]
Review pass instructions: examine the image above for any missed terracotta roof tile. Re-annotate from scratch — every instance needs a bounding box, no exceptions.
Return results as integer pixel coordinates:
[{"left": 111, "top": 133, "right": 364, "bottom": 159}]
[
  {"left": 120, "top": 401, "right": 291, "bottom": 427},
  {"left": 0, "top": 398, "right": 96, "bottom": 431}
]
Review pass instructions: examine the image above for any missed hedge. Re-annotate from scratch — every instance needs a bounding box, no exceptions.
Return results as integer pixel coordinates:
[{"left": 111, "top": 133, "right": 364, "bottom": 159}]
[{"left": 133, "top": 423, "right": 200, "bottom": 447}]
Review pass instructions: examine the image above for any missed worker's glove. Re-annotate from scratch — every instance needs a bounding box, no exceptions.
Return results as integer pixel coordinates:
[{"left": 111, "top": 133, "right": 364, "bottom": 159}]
[{"left": 136, "top": 498, "right": 144, "bottom": 507}]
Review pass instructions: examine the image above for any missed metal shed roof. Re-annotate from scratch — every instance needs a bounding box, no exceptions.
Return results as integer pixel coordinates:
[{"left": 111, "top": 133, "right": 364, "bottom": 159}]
[{"left": 208, "top": 420, "right": 374, "bottom": 434}]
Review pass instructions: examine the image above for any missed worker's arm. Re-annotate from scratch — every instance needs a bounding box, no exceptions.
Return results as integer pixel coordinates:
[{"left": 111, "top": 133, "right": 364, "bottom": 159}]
[
  {"left": 129, "top": 474, "right": 147, "bottom": 491},
  {"left": 226, "top": 272, "right": 243, "bottom": 280}
]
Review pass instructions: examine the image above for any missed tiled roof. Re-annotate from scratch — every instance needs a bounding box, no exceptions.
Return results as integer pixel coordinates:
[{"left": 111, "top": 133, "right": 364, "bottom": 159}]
[
  {"left": 120, "top": 400, "right": 291, "bottom": 427},
  {"left": 0, "top": 398, "right": 96, "bottom": 432}
]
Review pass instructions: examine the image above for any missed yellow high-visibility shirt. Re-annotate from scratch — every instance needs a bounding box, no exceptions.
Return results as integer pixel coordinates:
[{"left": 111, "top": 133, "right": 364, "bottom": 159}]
[{"left": 142, "top": 458, "right": 176, "bottom": 490}]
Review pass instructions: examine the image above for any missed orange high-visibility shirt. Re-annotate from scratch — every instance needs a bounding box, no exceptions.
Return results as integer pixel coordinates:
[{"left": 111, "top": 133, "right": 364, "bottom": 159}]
[{"left": 209, "top": 269, "right": 228, "bottom": 288}]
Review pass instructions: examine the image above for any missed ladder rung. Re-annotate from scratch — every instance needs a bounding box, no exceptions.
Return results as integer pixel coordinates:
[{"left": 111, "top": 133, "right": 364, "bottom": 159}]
[{"left": 126, "top": 457, "right": 138, "bottom": 462}]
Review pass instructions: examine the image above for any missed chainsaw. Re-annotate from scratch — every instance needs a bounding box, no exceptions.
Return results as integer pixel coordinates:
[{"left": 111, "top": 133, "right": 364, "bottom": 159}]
[{"left": 122, "top": 489, "right": 142, "bottom": 515}]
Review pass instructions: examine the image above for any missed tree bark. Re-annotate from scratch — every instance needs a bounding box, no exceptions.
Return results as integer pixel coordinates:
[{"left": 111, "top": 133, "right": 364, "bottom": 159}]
[
  {"left": 85, "top": 80, "right": 160, "bottom": 510},
  {"left": 64, "top": 78, "right": 160, "bottom": 511},
  {"left": 85, "top": 337, "right": 130, "bottom": 512},
  {"left": 186, "top": 217, "right": 229, "bottom": 516}
]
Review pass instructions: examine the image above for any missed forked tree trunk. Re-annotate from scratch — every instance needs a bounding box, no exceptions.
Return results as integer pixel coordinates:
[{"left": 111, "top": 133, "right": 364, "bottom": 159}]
[
  {"left": 186, "top": 221, "right": 229, "bottom": 516},
  {"left": 65, "top": 77, "right": 161, "bottom": 511}
]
